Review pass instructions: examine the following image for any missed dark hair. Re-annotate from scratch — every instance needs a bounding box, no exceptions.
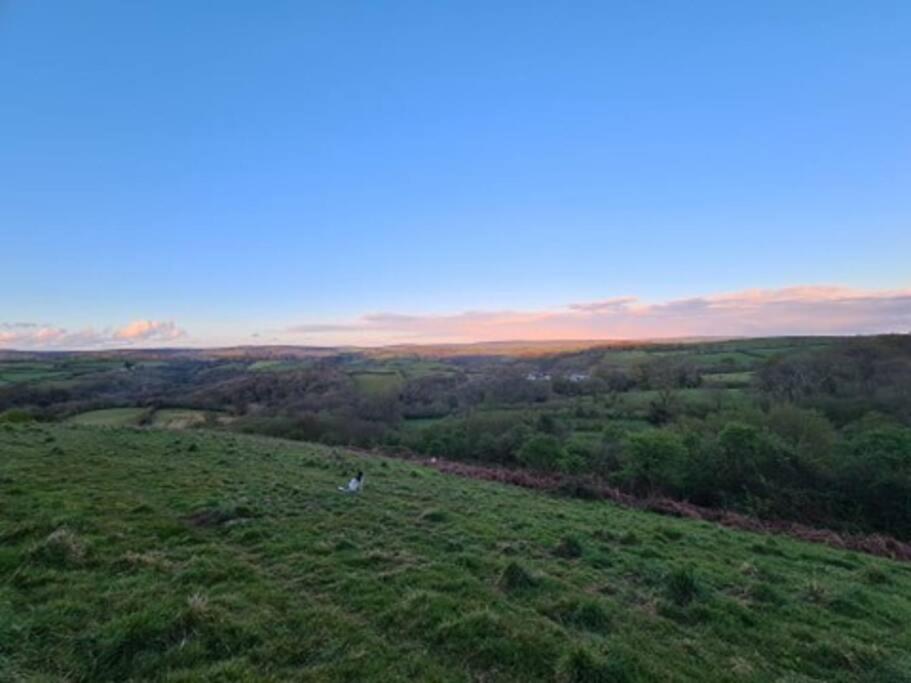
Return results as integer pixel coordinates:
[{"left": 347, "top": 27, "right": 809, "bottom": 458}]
[{"left": 356, "top": 471, "right": 364, "bottom": 480}]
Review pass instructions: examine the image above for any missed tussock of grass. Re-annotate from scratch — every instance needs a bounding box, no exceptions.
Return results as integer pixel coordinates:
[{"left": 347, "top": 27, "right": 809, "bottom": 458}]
[
  {"left": 185, "top": 592, "right": 210, "bottom": 622},
  {"left": 333, "top": 538, "right": 356, "bottom": 552},
  {"left": 418, "top": 508, "right": 448, "bottom": 523},
  {"left": 435, "top": 610, "right": 559, "bottom": 678},
  {"left": 664, "top": 566, "right": 701, "bottom": 606},
  {"left": 593, "top": 529, "right": 617, "bottom": 542},
  {"left": 548, "top": 598, "right": 613, "bottom": 634},
  {"left": 121, "top": 550, "right": 175, "bottom": 573},
  {"left": 29, "top": 528, "right": 86, "bottom": 568},
  {"left": 803, "top": 577, "right": 829, "bottom": 604},
  {"left": 751, "top": 539, "right": 786, "bottom": 557},
  {"left": 747, "top": 581, "right": 783, "bottom": 605},
  {"left": 862, "top": 565, "right": 891, "bottom": 585},
  {"left": 499, "top": 560, "right": 538, "bottom": 591},
  {"left": 382, "top": 589, "right": 461, "bottom": 634},
  {"left": 559, "top": 646, "right": 634, "bottom": 683},
  {"left": 658, "top": 526, "right": 684, "bottom": 541},
  {"left": 619, "top": 531, "right": 639, "bottom": 545},
  {"left": 183, "top": 503, "right": 255, "bottom": 528},
  {"left": 554, "top": 535, "right": 584, "bottom": 558},
  {"left": 829, "top": 588, "right": 872, "bottom": 619}
]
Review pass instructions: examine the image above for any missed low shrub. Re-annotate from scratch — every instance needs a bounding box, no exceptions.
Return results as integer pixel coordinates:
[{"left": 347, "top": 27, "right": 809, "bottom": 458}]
[{"left": 0, "top": 409, "right": 33, "bottom": 424}]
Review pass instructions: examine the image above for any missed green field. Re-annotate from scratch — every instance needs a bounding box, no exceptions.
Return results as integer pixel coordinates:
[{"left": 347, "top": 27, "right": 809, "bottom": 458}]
[
  {"left": 0, "top": 360, "right": 123, "bottom": 387},
  {"left": 0, "top": 363, "right": 70, "bottom": 385},
  {"left": 248, "top": 360, "right": 309, "bottom": 373},
  {"left": 65, "top": 408, "right": 150, "bottom": 427},
  {"left": 2, "top": 424, "right": 910, "bottom": 681},
  {"left": 148, "top": 409, "right": 208, "bottom": 429},
  {"left": 402, "top": 416, "right": 447, "bottom": 431},
  {"left": 350, "top": 370, "right": 403, "bottom": 395},
  {"left": 702, "top": 371, "right": 755, "bottom": 388},
  {"left": 388, "top": 358, "right": 460, "bottom": 379},
  {"left": 64, "top": 408, "right": 208, "bottom": 430}
]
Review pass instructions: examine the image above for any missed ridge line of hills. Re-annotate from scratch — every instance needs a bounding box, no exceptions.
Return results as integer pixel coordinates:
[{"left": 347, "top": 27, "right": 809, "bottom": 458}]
[{"left": 0, "top": 334, "right": 866, "bottom": 361}]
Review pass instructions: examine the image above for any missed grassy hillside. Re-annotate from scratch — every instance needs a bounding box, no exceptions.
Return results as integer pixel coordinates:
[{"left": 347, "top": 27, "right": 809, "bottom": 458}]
[
  {"left": 1, "top": 425, "right": 910, "bottom": 682},
  {"left": 65, "top": 407, "right": 150, "bottom": 427}
]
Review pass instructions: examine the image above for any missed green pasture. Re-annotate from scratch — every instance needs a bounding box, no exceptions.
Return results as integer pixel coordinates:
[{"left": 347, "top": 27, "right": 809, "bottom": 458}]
[{"left": 1, "top": 425, "right": 909, "bottom": 681}]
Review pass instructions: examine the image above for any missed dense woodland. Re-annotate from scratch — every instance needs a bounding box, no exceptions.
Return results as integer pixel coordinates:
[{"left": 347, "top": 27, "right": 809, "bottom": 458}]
[{"left": 2, "top": 335, "right": 910, "bottom": 539}]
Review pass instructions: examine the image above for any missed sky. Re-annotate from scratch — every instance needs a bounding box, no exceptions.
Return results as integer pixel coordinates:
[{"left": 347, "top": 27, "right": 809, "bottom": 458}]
[{"left": 1, "top": 1, "right": 910, "bottom": 348}]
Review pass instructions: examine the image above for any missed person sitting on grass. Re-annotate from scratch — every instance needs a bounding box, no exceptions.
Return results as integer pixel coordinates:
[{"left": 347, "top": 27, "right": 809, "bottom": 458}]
[{"left": 338, "top": 471, "right": 364, "bottom": 494}]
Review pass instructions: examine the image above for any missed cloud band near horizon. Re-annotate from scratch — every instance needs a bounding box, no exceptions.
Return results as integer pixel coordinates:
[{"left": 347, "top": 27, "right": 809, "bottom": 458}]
[
  {"left": 2, "top": 286, "right": 910, "bottom": 350},
  {"left": 282, "top": 285, "right": 911, "bottom": 346},
  {"left": 0, "top": 320, "right": 186, "bottom": 350}
]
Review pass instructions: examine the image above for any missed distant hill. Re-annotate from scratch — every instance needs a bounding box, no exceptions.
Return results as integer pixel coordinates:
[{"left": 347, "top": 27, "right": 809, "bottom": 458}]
[
  {"left": 367, "top": 337, "right": 744, "bottom": 359},
  {"left": 0, "top": 334, "right": 864, "bottom": 362},
  {"left": 0, "top": 336, "right": 746, "bottom": 362}
]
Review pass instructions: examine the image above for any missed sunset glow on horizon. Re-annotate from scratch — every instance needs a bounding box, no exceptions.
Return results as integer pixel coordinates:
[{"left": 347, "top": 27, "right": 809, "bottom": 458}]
[{"left": 3, "top": 284, "right": 909, "bottom": 350}]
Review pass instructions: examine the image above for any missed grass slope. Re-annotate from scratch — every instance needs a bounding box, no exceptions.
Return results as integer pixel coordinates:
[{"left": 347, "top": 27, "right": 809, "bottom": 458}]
[
  {"left": 148, "top": 409, "right": 208, "bottom": 429},
  {"left": 65, "top": 408, "right": 150, "bottom": 427},
  {"left": 1, "top": 425, "right": 910, "bottom": 682}
]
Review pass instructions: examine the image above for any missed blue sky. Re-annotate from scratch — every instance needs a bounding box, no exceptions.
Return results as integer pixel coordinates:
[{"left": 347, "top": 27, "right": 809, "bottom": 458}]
[{"left": 1, "top": 1, "right": 909, "bottom": 347}]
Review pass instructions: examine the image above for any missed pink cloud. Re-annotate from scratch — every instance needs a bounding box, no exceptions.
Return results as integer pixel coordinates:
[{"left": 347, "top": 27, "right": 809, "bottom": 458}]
[
  {"left": 114, "top": 319, "right": 184, "bottom": 341},
  {"left": 0, "top": 320, "right": 187, "bottom": 350},
  {"left": 284, "top": 285, "right": 911, "bottom": 345},
  {"left": 568, "top": 296, "right": 639, "bottom": 312},
  {"left": 4, "top": 287, "right": 909, "bottom": 350}
]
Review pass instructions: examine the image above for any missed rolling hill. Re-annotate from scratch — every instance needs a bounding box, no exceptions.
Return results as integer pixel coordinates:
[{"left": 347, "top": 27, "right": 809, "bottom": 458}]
[{"left": 1, "top": 423, "right": 910, "bottom": 681}]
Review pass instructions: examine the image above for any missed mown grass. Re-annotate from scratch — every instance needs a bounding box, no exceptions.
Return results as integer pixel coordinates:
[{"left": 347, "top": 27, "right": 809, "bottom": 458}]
[
  {"left": 702, "top": 371, "right": 755, "bottom": 388},
  {"left": 248, "top": 360, "right": 309, "bottom": 373},
  {"left": 148, "top": 409, "right": 208, "bottom": 429},
  {"left": 350, "top": 371, "right": 403, "bottom": 395},
  {"left": 1, "top": 424, "right": 910, "bottom": 681},
  {"left": 65, "top": 407, "right": 151, "bottom": 427}
]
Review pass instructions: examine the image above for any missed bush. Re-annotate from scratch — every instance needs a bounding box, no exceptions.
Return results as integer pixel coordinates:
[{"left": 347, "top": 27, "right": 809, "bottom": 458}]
[
  {"left": 767, "top": 404, "right": 836, "bottom": 464},
  {"left": 518, "top": 435, "right": 579, "bottom": 473},
  {"left": 836, "top": 427, "right": 911, "bottom": 537},
  {"left": 0, "top": 409, "right": 33, "bottom": 423},
  {"left": 692, "top": 422, "right": 800, "bottom": 508},
  {"left": 615, "top": 431, "right": 687, "bottom": 496}
]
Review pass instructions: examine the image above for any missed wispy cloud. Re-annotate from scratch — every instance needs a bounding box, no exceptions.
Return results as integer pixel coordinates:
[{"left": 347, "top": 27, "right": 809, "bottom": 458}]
[
  {"left": 0, "top": 320, "right": 187, "bottom": 350},
  {"left": 283, "top": 285, "right": 911, "bottom": 345}
]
